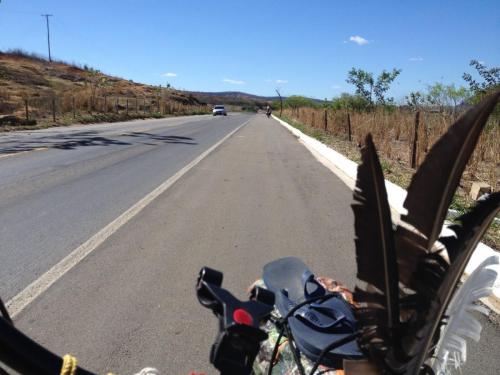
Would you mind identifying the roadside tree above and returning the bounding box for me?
[346,68,401,108]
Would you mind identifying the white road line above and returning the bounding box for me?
[6,119,250,317]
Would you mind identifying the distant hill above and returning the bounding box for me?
[0,49,204,117]
[186,91,331,108]
[0,49,283,118]
[186,91,279,107]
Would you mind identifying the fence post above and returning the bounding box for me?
[135,97,138,114]
[126,98,129,115]
[324,109,328,132]
[52,97,56,122]
[423,121,429,154]
[72,96,76,119]
[347,113,352,142]
[24,98,29,121]
[115,97,118,113]
[410,111,420,169]
[157,97,160,113]
[143,98,146,115]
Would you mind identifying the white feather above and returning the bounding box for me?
[432,255,499,375]
[134,368,160,375]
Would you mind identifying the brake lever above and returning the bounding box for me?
[196,267,275,375]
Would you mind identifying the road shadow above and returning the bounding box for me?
[125,132,197,145]
[0,130,197,155]
[52,136,131,150]
[0,131,131,154]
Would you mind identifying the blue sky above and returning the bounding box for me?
[1,0,499,100]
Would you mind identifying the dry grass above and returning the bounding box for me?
[282,107,499,192]
[0,51,210,127]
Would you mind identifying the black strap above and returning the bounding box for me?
[0,317,96,375]
[0,298,13,326]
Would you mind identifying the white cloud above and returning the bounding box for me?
[265,79,288,84]
[349,35,369,45]
[222,78,245,85]
[409,57,424,62]
[478,60,485,64]
[332,85,342,89]
[162,72,177,77]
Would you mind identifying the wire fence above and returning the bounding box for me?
[281,106,499,189]
[5,94,210,124]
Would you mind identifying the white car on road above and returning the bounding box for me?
[212,105,227,116]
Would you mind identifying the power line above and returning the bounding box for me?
[41,14,53,62]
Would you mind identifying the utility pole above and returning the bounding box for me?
[41,14,53,62]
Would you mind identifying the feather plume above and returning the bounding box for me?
[401,91,499,250]
[441,192,500,263]
[345,92,500,375]
[432,256,499,374]
[394,91,500,286]
[351,134,400,361]
[402,192,500,374]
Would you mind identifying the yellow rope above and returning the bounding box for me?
[60,354,78,375]
[60,353,117,375]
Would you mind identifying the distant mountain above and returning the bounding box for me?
[186,91,280,107]
[186,91,331,108]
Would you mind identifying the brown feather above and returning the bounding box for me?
[401,91,499,250]
[350,93,499,375]
[352,134,400,358]
[404,193,500,374]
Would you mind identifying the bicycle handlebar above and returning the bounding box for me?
[196,267,275,375]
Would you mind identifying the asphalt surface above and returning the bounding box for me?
[0,114,251,301]
[1,114,498,374]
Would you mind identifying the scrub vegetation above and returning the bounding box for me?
[0,49,211,129]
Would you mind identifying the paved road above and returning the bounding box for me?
[0,114,251,301]
[2,115,498,374]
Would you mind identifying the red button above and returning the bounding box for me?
[233,308,253,326]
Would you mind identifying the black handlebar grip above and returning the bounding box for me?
[249,286,275,306]
[198,267,223,287]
